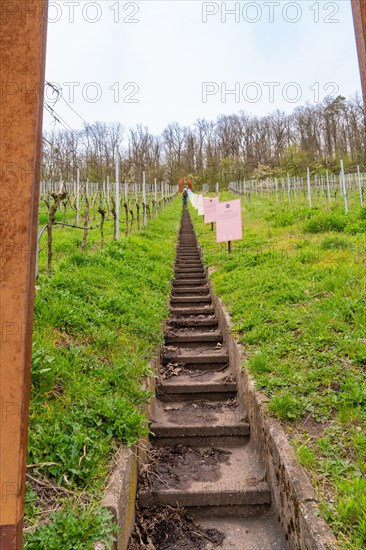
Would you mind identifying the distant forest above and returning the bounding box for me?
[42,94,366,187]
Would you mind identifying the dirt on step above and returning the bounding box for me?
[161,398,239,425]
[165,327,218,337]
[128,506,225,550]
[158,364,231,383]
[140,445,231,491]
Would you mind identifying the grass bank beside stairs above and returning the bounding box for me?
[24,199,181,549]
[191,195,366,550]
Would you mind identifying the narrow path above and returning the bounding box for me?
[129,207,290,549]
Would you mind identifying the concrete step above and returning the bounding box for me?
[171,286,210,294]
[175,270,205,276]
[165,329,222,343]
[157,369,236,402]
[150,400,249,447]
[174,273,206,280]
[162,347,229,367]
[170,306,215,315]
[196,512,291,547]
[173,278,207,286]
[175,260,203,269]
[168,316,218,328]
[138,444,269,509]
[170,295,212,304]
[175,265,202,269]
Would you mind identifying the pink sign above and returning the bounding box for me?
[197,195,204,216]
[203,197,219,224]
[216,199,242,243]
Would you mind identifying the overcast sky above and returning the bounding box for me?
[43,0,362,135]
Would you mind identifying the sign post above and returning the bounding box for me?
[142,171,147,226]
[215,199,243,254]
[203,196,219,231]
[352,0,366,107]
[115,157,120,239]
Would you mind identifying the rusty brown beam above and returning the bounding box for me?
[0,2,48,548]
[352,0,366,107]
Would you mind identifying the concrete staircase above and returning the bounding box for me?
[136,207,290,549]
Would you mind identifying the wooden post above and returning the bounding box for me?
[357,165,365,207]
[0,3,48,548]
[76,168,80,224]
[115,157,120,240]
[340,160,349,214]
[154,178,157,215]
[326,170,331,204]
[142,171,147,226]
[307,168,313,208]
[352,0,366,108]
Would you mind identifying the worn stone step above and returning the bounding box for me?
[157,370,236,402]
[173,278,207,286]
[175,265,202,269]
[168,316,218,328]
[139,482,270,509]
[175,269,205,276]
[175,261,202,266]
[174,269,205,274]
[172,283,207,289]
[150,400,250,447]
[165,330,222,343]
[170,306,215,315]
[163,347,228,364]
[174,275,206,282]
[139,444,268,510]
[170,295,212,304]
[170,305,215,314]
[171,286,210,294]
[196,512,291,546]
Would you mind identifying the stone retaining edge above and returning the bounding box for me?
[96,354,159,550]
[213,291,339,550]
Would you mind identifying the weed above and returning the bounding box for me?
[268,394,305,420]
[24,506,116,549]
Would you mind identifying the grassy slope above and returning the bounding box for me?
[190,195,366,550]
[24,200,181,549]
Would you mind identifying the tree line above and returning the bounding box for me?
[42,94,366,189]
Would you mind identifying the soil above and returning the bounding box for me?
[165,327,219,337]
[24,471,89,530]
[168,315,217,326]
[140,446,231,491]
[162,345,227,365]
[128,506,225,550]
[158,365,231,382]
[159,363,185,380]
[161,399,239,425]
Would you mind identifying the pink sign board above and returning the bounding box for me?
[216,199,242,243]
[197,195,204,216]
[203,197,219,224]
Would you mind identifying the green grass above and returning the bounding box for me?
[24,199,181,548]
[190,195,366,549]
